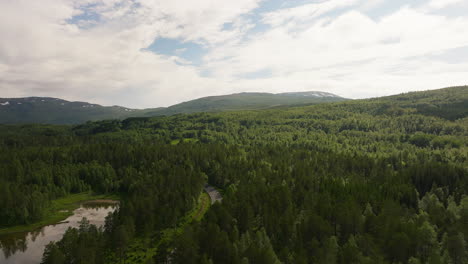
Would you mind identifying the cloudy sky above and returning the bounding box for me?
[0,0,467,108]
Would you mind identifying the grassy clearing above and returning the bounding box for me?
[170,138,199,145]
[170,139,180,145]
[190,192,210,222]
[118,191,211,264]
[0,192,119,235]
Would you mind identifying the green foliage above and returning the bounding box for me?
[41,218,107,264]
[409,133,435,147]
[0,91,345,124]
[0,97,151,125]
[145,92,346,116]
[0,86,467,263]
[0,192,117,235]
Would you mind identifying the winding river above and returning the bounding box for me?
[0,201,117,264]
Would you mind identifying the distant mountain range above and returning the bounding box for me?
[0,91,346,124]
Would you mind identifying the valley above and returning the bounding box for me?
[3,1,467,263]
[0,91,346,125]
[0,86,466,264]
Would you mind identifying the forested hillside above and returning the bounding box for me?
[0,86,466,264]
[0,91,344,124]
[142,91,346,116]
[0,97,149,124]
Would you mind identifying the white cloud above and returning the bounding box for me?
[427,0,466,9]
[137,0,262,45]
[261,0,359,27]
[357,0,386,11]
[0,0,467,108]
[202,3,468,99]
[0,0,261,107]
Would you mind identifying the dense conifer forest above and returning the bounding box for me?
[0,86,466,263]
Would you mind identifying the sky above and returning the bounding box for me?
[0,0,467,108]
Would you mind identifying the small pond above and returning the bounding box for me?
[0,201,118,264]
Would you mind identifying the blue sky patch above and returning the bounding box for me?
[146,38,207,65]
[237,68,273,80]
[364,0,428,20]
[222,22,235,31]
[245,0,312,33]
[146,1,339,64]
[242,0,336,36]
[66,3,101,28]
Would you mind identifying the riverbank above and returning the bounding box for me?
[116,191,212,263]
[0,192,119,235]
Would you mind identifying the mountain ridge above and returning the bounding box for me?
[0,90,346,124]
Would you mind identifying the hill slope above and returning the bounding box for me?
[2,86,464,125]
[0,91,345,124]
[144,91,345,116]
[0,97,151,124]
[334,86,468,120]
[73,86,467,141]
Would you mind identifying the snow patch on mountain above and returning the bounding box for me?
[278,91,341,98]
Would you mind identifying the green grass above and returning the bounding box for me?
[189,192,210,222]
[116,191,211,264]
[170,138,199,145]
[0,192,119,235]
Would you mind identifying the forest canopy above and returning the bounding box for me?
[0,86,466,264]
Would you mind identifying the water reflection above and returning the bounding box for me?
[0,201,117,264]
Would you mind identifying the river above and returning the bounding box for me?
[0,201,117,264]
